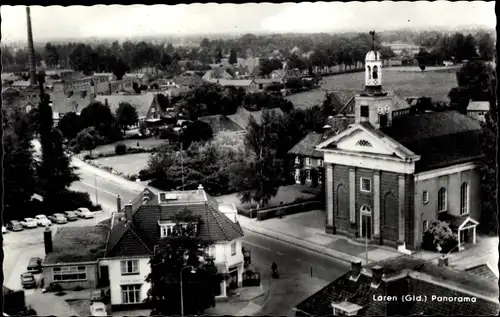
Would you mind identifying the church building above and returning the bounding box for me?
[316,46,483,251]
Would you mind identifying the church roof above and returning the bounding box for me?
[381,111,483,172]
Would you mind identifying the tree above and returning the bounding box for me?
[416,49,430,72]
[69,43,96,73]
[3,108,36,221]
[145,209,219,316]
[79,101,122,142]
[75,127,103,156]
[214,47,223,64]
[229,48,238,65]
[44,42,60,68]
[233,112,283,208]
[110,57,129,80]
[115,102,139,133]
[477,33,494,61]
[57,112,82,141]
[259,58,283,77]
[449,60,496,113]
[479,109,497,235]
[181,120,214,149]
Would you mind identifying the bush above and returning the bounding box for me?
[47,190,95,213]
[83,154,93,160]
[46,282,63,292]
[89,204,102,211]
[421,220,459,253]
[115,143,127,155]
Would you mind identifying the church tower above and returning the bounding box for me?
[354,31,394,129]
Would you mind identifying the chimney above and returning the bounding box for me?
[44,226,53,254]
[124,203,133,223]
[116,195,122,213]
[371,265,384,288]
[26,7,37,87]
[349,260,362,281]
[198,184,204,196]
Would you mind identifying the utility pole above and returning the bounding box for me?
[94,174,99,205]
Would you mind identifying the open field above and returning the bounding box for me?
[93,153,151,176]
[287,68,458,109]
[85,138,165,156]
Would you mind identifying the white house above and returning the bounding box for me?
[100,186,245,310]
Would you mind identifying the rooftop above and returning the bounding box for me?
[381,111,483,171]
[295,256,499,316]
[288,132,324,158]
[43,226,108,265]
[95,93,156,118]
[468,101,490,111]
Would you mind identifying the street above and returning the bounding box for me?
[5,150,350,315]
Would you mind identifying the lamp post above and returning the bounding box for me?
[180,265,196,317]
[94,174,99,205]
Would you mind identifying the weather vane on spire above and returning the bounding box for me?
[369,30,376,52]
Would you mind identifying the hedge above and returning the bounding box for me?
[236,199,321,220]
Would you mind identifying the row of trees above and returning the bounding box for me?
[3,74,99,221]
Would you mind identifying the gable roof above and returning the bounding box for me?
[105,220,152,257]
[227,107,284,129]
[49,89,94,115]
[106,188,244,258]
[381,111,483,171]
[172,74,203,87]
[468,101,490,111]
[95,93,156,118]
[465,263,499,280]
[288,132,324,158]
[295,256,499,316]
[317,122,419,161]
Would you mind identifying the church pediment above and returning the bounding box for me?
[316,123,419,160]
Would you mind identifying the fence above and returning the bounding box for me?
[237,200,321,221]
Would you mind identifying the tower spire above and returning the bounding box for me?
[26,6,37,87]
[369,30,376,54]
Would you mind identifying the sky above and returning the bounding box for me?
[1,1,496,42]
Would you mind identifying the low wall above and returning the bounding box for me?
[236,200,321,221]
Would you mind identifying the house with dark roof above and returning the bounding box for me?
[2,86,40,113]
[467,100,490,122]
[98,186,245,309]
[314,48,484,252]
[95,93,162,125]
[294,257,499,316]
[41,226,108,290]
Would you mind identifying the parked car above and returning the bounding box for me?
[90,302,107,316]
[20,272,36,289]
[90,290,105,303]
[2,226,7,234]
[20,218,38,229]
[27,257,43,274]
[63,211,78,221]
[75,208,94,219]
[6,220,23,231]
[34,214,52,227]
[48,213,68,224]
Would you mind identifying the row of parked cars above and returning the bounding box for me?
[3,208,95,233]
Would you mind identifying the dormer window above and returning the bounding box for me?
[332,301,363,316]
[159,220,198,238]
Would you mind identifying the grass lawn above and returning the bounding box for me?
[93,153,151,176]
[216,184,320,210]
[287,68,458,109]
[86,138,166,156]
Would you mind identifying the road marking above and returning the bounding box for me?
[243,240,273,252]
[79,181,119,197]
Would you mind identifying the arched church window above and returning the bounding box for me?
[367,66,371,79]
[373,66,379,79]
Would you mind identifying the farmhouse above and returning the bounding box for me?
[314,49,483,251]
[294,257,499,316]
